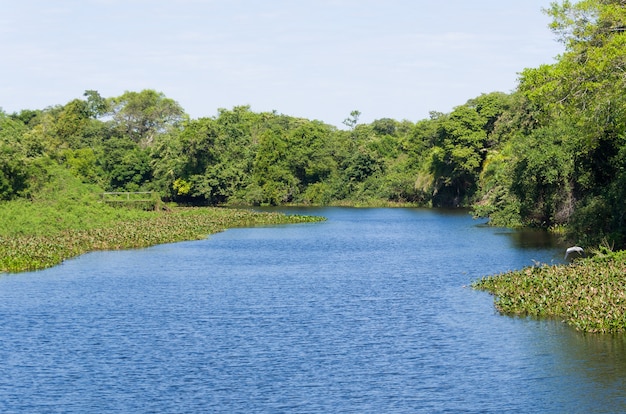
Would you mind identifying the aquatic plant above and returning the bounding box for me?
[473,250,626,333]
[0,207,324,273]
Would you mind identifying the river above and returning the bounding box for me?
[1,207,625,413]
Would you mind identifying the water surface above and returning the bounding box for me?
[0,208,624,413]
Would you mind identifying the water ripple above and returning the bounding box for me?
[0,208,624,413]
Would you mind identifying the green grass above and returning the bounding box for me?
[0,165,154,237]
[473,250,626,333]
[0,166,324,273]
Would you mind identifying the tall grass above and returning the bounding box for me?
[0,166,324,273]
[0,165,153,237]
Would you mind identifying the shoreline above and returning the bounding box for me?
[0,207,324,273]
[473,250,626,334]
[5,204,624,334]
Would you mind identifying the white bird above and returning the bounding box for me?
[564,246,584,260]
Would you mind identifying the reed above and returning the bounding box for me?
[473,250,626,333]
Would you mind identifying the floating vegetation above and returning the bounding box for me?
[473,250,626,333]
[0,207,324,273]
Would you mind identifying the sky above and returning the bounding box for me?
[1,0,564,128]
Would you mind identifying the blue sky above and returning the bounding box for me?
[1,0,563,127]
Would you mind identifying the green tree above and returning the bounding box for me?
[100,136,152,191]
[343,110,361,129]
[517,0,626,242]
[83,90,109,118]
[62,148,102,184]
[509,124,576,226]
[428,104,488,207]
[545,0,626,49]
[285,120,337,188]
[108,90,185,146]
[249,129,296,205]
[151,117,220,202]
[470,0,626,245]
[0,113,30,199]
[54,99,92,148]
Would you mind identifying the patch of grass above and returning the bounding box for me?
[0,164,152,237]
[0,165,325,273]
[473,250,626,333]
[0,207,325,273]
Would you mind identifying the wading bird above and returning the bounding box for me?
[564,246,584,260]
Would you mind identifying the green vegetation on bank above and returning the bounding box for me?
[470,0,626,333]
[0,207,323,273]
[0,166,324,273]
[473,250,626,333]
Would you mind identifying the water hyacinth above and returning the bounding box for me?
[473,251,626,334]
[0,207,324,273]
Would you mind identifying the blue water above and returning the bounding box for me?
[1,207,626,413]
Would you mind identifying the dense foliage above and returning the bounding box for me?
[1,0,625,247]
[474,249,626,333]
[475,0,626,248]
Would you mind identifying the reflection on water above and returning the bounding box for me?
[508,228,565,250]
[0,207,624,413]
[562,328,626,385]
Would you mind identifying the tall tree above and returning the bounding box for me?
[428,104,488,207]
[108,90,185,146]
[0,112,30,199]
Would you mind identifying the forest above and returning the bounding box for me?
[1,0,625,248]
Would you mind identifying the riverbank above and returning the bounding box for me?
[0,207,324,273]
[473,250,626,333]
[5,192,625,335]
